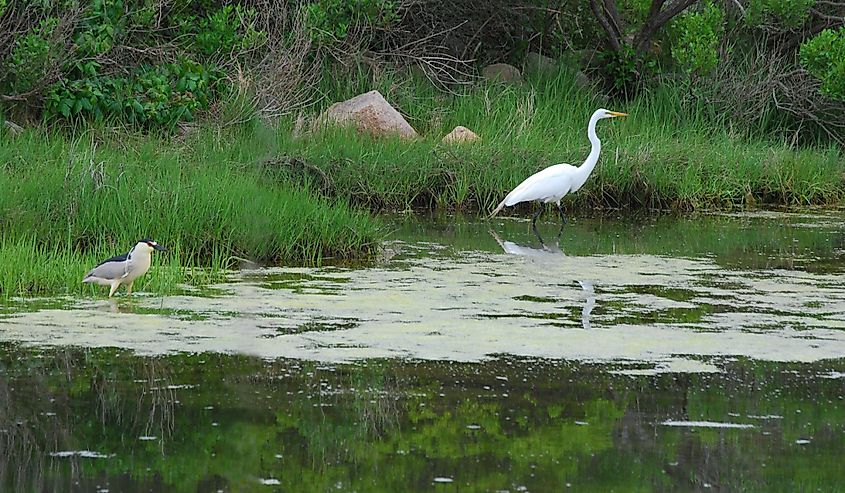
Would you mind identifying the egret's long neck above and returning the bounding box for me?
[574,114,602,187]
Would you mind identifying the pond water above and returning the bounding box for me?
[1,211,844,492]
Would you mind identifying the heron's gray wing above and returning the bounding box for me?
[85,253,129,280]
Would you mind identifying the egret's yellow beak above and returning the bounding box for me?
[609,111,628,117]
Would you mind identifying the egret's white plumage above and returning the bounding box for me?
[491,108,627,228]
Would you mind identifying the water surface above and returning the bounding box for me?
[1,211,844,491]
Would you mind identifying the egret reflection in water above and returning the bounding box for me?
[490,230,597,330]
[578,280,596,330]
[489,229,562,256]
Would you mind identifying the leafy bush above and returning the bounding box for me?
[599,46,656,95]
[0,0,264,128]
[74,0,126,56]
[671,2,724,74]
[304,0,399,43]
[45,59,222,127]
[747,0,816,29]
[193,4,265,55]
[5,18,60,94]
[799,28,845,101]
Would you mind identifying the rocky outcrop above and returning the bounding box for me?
[320,90,418,139]
[482,63,522,83]
[524,52,557,73]
[442,126,480,144]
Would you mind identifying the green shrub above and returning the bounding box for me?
[74,0,126,56]
[193,4,265,55]
[45,59,222,127]
[4,18,60,94]
[304,0,399,43]
[800,28,845,101]
[599,46,656,95]
[1,1,265,128]
[747,0,815,28]
[619,0,653,26]
[671,2,724,74]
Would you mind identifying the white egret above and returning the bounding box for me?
[490,108,628,234]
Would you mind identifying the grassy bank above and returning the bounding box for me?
[2,67,843,297]
[283,68,844,211]
[0,131,381,297]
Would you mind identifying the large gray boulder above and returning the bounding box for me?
[482,63,522,83]
[320,90,418,139]
[524,52,557,73]
[576,49,602,69]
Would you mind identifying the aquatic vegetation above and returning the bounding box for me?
[1,212,843,491]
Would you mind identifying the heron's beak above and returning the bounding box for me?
[608,111,628,117]
[153,243,167,252]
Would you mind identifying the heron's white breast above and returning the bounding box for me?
[124,252,152,282]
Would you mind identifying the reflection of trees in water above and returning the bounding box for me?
[0,346,178,490]
[268,362,404,471]
[136,359,177,450]
[354,372,402,440]
[2,346,843,491]
[0,362,54,491]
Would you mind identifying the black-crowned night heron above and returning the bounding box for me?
[83,238,167,297]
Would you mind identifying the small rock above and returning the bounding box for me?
[442,125,480,144]
[575,70,593,89]
[525,52,557,73]
[319,90,418,139]
[292,113,308,139]
[482,63,522,83]
[576,49,602,69]
[3,120,24,136]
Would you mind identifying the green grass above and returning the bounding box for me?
[0,129,382,297]
[0,235,227,297]
[279,67,845,211]
[2,66,843,297]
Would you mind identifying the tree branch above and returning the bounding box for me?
[602,0,625,40]
[781,18,840,52]
[635,0,699,54]
[589,0,622,51]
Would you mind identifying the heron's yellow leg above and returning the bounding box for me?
[108,282,121,298]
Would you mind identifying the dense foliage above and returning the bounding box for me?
[0,0,263,128]
[0,0,842,139]
[799,27,845,101]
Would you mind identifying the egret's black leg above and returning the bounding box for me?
[532,226,547,247]
[556,204,568,238]
[531,206,544,239]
